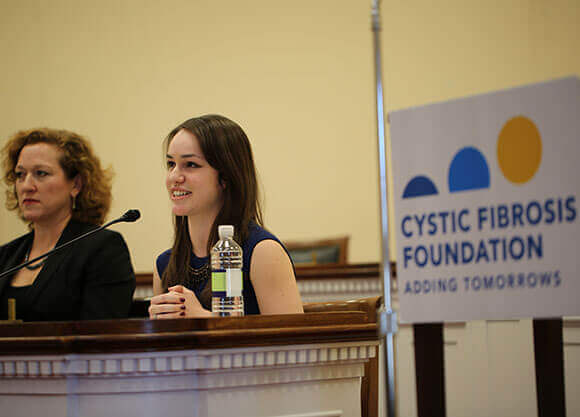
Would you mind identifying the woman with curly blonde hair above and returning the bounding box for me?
[0,128,135,321]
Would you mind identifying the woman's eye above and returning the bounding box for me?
[35,170,49,177]
[166,160,175,169]
[187,161,199,168]
[14,171,24,179]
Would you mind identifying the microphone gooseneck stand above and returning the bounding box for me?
[0,210,141,280]
[371,1,398,416]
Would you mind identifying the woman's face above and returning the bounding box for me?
[165,129,224,219]
[14,143,80,226]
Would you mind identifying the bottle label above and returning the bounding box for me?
[212,269,243,297]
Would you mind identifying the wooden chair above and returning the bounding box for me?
[304,296,381,417]
[284,236,349,265]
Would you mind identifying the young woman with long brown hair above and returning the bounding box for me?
[148,115,302,318]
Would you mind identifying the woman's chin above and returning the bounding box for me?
[172,207,191,217]
[20,209,39,223]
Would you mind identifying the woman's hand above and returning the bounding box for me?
[149,285,212,319]
[148,290,185,319]
[170,285,213,318]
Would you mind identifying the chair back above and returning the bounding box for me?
[284,236,349,265]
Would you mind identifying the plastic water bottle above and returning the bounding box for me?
[211,225,244,316]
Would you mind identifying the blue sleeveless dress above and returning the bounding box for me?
[156,223,291,315]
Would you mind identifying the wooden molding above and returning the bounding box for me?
[0,341,377,380]
[0,312,378,355]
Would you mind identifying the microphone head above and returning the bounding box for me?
[121,209,141,222]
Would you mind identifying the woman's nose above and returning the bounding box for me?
[169,168,185,184]
[20,174,36,190]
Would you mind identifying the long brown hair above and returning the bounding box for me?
[1,128,113,226]
[162,115,263,290]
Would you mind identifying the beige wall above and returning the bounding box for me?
[1,0,579,273]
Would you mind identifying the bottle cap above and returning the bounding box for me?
[218,225,234,239]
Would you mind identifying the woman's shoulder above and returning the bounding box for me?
[69,220,128,248]
[243,223,290,267]
[246,223,280,245]
[0,232,32,256]
[156,248,172,262]
[155,248,172,274]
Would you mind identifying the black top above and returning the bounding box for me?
[156,223,294,315]
[0,285,32,321]
[0,220,136,321]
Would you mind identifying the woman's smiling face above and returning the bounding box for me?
[165,129,224,219]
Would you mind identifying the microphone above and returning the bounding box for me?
[119,209,141,223]
[0,209,141,280]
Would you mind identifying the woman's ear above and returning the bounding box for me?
[71,174,83,197]
[219,175,227,190]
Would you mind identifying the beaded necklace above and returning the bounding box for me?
[24,246,46,271]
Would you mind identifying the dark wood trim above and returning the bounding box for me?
[136,262,388,288]
[294,262,385,280]
[136,272,153,286]
[533,318,566,417]
[414,323,446,417]
[303,296,381,322]
[563,317,580,328]
[0,311,367,337]
[0,323,378,355]
[363,354,379,417]
[0,311,378,355]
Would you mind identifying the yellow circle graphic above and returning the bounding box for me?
[497,116,542,184]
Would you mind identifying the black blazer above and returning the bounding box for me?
[0,220,136,321]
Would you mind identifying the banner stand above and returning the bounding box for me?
[533,318,566,417]
[413,323,447,417]
[387,77,578,416]
[411,319,565,417]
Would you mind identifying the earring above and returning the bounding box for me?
[72,195,77,211]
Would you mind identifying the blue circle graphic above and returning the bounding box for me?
[448,146,490,193]
[402,175,438,199]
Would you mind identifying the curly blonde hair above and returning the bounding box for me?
[1,128,113,225]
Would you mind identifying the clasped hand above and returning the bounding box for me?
[148,285,211,319]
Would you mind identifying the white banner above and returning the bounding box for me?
[389,77,580,323]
